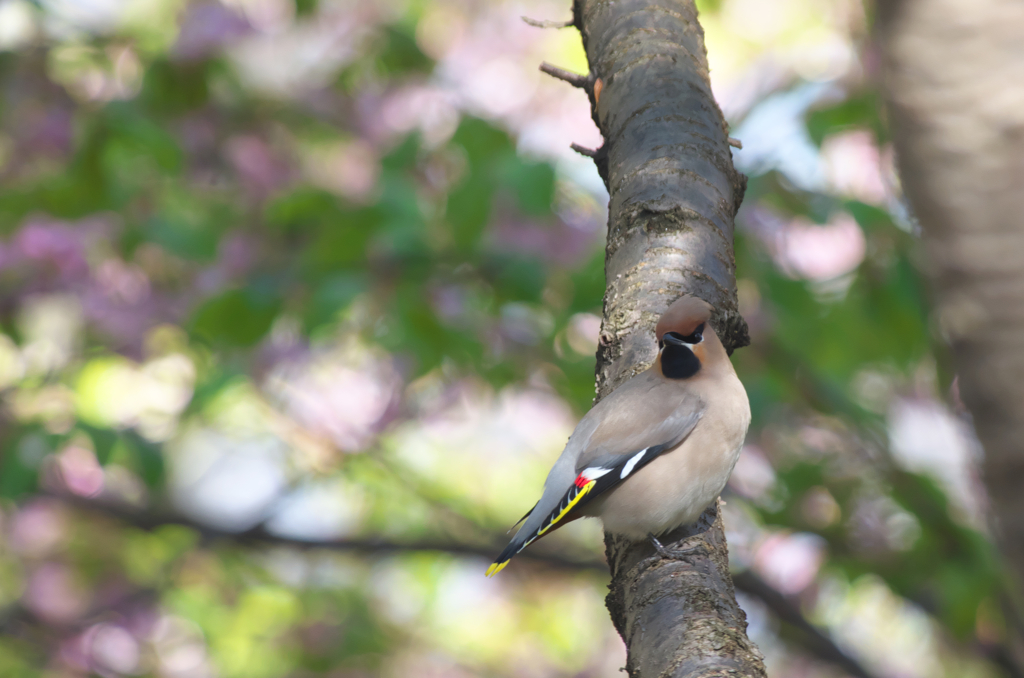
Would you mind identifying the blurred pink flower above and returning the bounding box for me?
[24,562,89,624]
[753,531,826,595]
[489,215,600,266]
[59,632,93,673]
[565,312,601,355]
[742,205,865,282]
[224,134,294,201]
[777,213,865,282]
[821,130,889,204]
[22,107,74,160]
[302,140,380,202]
[56,444,105,498]
[81,257,172,353]
[81,289,185,357]
[431,284,468,323]
[849,494,923,554]
[888,397,984,525]
[269,350,402,452]
[86,623,142,675]
[177,114,219,157]
[9,499,66,557]
[728,445,777,501]
[173,2,251,61]
[194,232,259,295]
[150,614,212,677]
[371,85,459,146]
[13,219,90,281]
[96,259,151,305]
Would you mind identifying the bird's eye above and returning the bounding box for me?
[682,323,706,344]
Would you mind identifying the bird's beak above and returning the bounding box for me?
[662,332,691,349]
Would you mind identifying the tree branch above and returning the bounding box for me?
[50,492,878,678]
[731,570,873,678]
[571,0,759,675]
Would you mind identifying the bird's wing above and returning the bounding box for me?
[486,376,705,576]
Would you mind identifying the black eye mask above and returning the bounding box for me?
[658,323,705,349]
[658,323,704,379]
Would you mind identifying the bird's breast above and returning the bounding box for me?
[594,371,750,539]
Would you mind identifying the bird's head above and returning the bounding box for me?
[655,296,716,380]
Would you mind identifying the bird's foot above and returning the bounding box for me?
[648,534,702,561]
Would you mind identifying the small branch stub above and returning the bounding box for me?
[539,61,591,90]
[728,137,743,148]
[570,142,598,157]
[522,16,575,28]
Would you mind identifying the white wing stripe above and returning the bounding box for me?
[581,467,612,481]
[620,448,648,479]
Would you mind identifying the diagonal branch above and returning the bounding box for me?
[49,492,880,678]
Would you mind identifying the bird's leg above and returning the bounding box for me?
[648,533,703,560]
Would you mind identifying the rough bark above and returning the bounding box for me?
[877,0,1024,615]
[571,0,765,676]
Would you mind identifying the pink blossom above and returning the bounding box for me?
[224,134,294,201]
[754,531,826,595]
[489,214,599,266]
[24,562,89,624]
[14,220,89,280]
[173,2,251,61]
[56,444,105,498]
[9,499,66,557]
[268,350,402,452]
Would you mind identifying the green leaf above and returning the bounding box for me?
[451,117,514,168]
[370,175,427,256]
[380,134,420,173]
[805,91,887,147]
[376,25,434,75]
[304,273,366,333]
[146,214,221,261]
[103,102,183,173]
[82,424,118,466]
[502,157,556,216]
[491,255,546,302]
[0,430,47,498]
[192,287,282,347]
[568,251,606,314]
[122,431,166,488]
[265,187,342,235]
[447,174,492,249]
[294,0,317,16]
[140,59,210,115]
[307,206,380,270]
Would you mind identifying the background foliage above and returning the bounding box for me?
[0,0,1011,677]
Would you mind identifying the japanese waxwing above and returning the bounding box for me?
[487,295,750,576]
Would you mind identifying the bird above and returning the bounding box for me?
[486,295,750,576]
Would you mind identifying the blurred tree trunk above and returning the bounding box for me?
[571,0,765,675]
[878,0,1024,656]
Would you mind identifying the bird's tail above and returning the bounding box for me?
[486,476,597,576]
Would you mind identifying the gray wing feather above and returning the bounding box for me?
[505,372,705,550]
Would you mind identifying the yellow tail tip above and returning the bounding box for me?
[485,560,509,577]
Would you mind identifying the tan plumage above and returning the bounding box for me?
[487,296,750,576]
